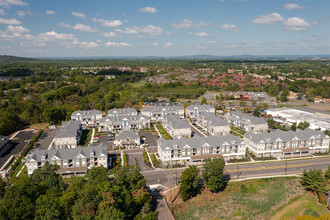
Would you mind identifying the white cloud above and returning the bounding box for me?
[283,17,310,31]
[220,24,239,32]
[302,37,317,42]
[7,25,29,33]
[284,3,305,10]
[92,18,123,27]
[0,17,21,25]
[17,10,24,17]
[116,25,168,36]
[105,41,130,47]
[189,32,210,37]
[172,19,210,29]
[45,10,55,15]
[101,32,117,37]
[37,31,75,41]
[72,11,86,19]
[152,42,159,46]
[0,9,5,15]
[0,0,27,8]
[139,6,158,13]
[59,22,96,32]
[164,42,172,48]
[73,39,99,49]
[253,13,284,24]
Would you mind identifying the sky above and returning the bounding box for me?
[0,0,329,57]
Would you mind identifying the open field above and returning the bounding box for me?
[271,193,329,219]
[167,177,330,220]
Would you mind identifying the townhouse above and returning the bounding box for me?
[53,121,82,149]
[71,110,103,125]
[186,104,215,118]
[108,108,137,117]
[26,143,109,175]
[114,131,141,149]
[98,115,150,132]
[157,134,246,165]
[195,112,230,136]
[225,111,268,134]
[162,115,191,139]
[244,129,330,158]
[141,106,184,121]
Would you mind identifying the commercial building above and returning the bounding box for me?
[162,115,191,139]
[195,112,230,136]
[71,110,103,125]
[98,115,150,132]
[107,108,138,117]
[53,121,82,149]
[266,108,330,131]
[157,134,246,165]
[141,106,184,121]
[114,131,141,149]
[225,111,268,134]
[244,129,329,158]
[186,104,215,118]
[26,143,109,175]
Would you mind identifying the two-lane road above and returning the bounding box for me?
[143,157,330,186]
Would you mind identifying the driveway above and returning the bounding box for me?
[126,149,154,171]
[0,130,35,168]
[142,132,158,147]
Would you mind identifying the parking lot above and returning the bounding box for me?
[126,149,154,171]
[36,129,56,149]
[0,130,35,168]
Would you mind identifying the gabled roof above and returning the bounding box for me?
[27,143,108,163]
[244,128,328,144]
[158,133,243,151]
[71,110,102,116]
[199,112,229,127]
[164,115,190,129]
[107,108,137,115]
[55,121,81,139]
[99,115,150,123]
[227,111,267,125]
[186,104,215,111]
[141,106,183,113]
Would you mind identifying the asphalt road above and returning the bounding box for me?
[189,124,205,137]
[143,131,158,147]
[126,149,154,171]
[36,129,55,149]
[143,157,330,186]
[0,130,34,168]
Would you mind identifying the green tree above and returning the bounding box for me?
[35,190,63,220]
[202,157,225,193]
[301,169,327,194]
[201,97,207,105]
[280,90,289,102]
[180,165,200,201]
[297,121,310,130]
[0,179,6,199]
[325,166,330,180]
[290,123,297,131]
[253,108,261,117]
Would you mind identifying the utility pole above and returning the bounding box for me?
[237,163,239,179]
[285,157,287,175]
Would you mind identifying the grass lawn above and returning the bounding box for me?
[271,193,330,219]
[154,124,172,140]
[128,80,147,88]
[168,177,325,220]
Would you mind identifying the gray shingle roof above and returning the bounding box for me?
[99,115,149,123]
[29,142,108,163]
[71,110,102,117]
[186,104,215,111]
[107,108,137,115]
[164,115,190,129]
[158,133,243,151]
[116,131,140,140]
[199,112,229,127]
[141,106,183,113]
[244,128,328,144]
[55,121,81,138]
[228,111,266,125]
